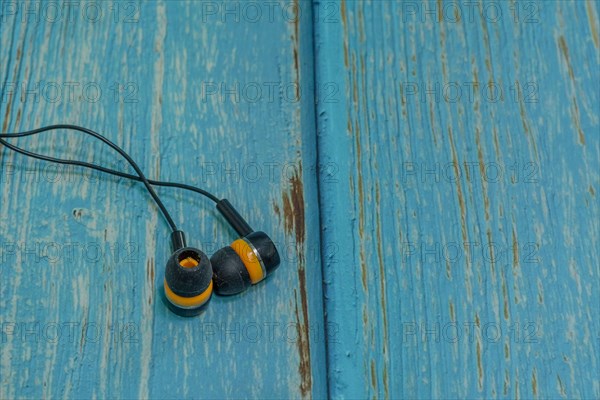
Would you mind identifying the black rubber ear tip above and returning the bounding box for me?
[164,247,213,316]
[246,231,281,275]
[210,246,251,296]
[165,248,212,295]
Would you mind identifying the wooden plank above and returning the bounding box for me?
[0,1,326,398]
[314,0,599,398]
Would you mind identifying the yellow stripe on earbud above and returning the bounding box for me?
[164,279,213,309]
[231,238,266,284]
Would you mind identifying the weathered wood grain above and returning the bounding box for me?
[1,1,326,398]
[314,0,599,398]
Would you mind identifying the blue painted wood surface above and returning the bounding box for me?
[1,1,325,398]
[1,0,599,399]
[314,0,599,398]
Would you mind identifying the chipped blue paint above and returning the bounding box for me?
[1,1,325,398]
[314,0,599,398]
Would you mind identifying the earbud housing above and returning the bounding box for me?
[211,231,280,296]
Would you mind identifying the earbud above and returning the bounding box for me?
[163,231,213,316]
[211,200,281,295]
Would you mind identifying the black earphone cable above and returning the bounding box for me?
[0,124,205,232]
[0,137,220,203]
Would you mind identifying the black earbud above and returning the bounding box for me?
[211,200,281,295]
[163,231,214,316]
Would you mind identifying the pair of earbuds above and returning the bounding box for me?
[164,199,280,316]
[0,125,281,317]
